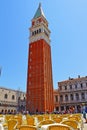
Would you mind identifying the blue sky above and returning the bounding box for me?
[0,0,87,92]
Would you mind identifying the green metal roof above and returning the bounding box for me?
[33,3,46,19]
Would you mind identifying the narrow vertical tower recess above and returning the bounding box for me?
[26,3,54,113]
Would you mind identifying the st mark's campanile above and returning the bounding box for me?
[26,3,54,113]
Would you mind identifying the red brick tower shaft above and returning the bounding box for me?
[26,3,54,113]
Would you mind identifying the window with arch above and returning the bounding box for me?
[65,86,67,90]
[70,85,72,89]
[35,30,37,35]
[81,83,83,88]
[65,94,68,101]
[4,94,8,99]
[75,84,77,89]
[70,94,73,100]
[81,92,85,100]
[76,93,79,100]
[60,95,63,101]
[37,30,38,34]
[32,32,34,36]
[12,95,15,100]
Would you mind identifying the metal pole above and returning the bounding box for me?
[0,67,2,76]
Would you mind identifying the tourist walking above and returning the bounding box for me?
[82,104,87,123]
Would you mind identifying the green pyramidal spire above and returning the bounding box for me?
[33,3,46,19]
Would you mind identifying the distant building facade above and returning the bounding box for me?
[1,75,87,114]
[57,76,87,113]
[53,89,60,112]
[0,87,26,114]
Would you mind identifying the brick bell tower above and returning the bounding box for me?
[26,3,54,113]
